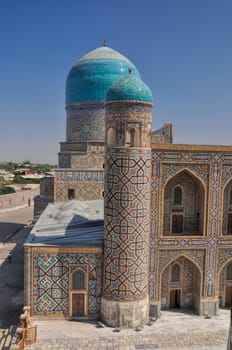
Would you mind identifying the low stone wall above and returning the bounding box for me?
[0,188,39,212]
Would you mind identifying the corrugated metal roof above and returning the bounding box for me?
[25,199,104,247]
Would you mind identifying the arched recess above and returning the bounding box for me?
[126,127,139,147]
[107,127,117,147]
[222,179,232,235]
[218,259,232,307]
[160,255,202,314]
[163,169,205,236]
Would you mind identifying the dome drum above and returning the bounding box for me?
[66,102,105,143]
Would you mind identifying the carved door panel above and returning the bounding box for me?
[225,287,232,307]
[72,293,84,316]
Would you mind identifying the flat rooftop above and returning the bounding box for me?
[25,199,104,247]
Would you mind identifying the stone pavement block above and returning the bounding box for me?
[25,309,230,350]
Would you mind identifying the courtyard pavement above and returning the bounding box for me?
[25,308,231,350]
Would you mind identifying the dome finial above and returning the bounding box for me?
[102,40,107,47]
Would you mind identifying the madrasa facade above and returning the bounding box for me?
[25,45,232,327]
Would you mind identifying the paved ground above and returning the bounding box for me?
[0,206,33,243]
[24,309,231,349]
[0,207,33,349]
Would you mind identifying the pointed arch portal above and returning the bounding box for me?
[219,260,232,307]
[163,170,205,236]
[160,255,202,313]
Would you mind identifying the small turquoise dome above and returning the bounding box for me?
[106,73,153,103]
[66,46,140,105]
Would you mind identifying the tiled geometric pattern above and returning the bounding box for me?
[71,153,105,169]
[222,164,232,187]
[54,182,104,202]
[158,249,205,276]
[24,249,31,306]
[54,169,104,202]
[150,148,232,305]
[32,252,102,315]
[161,163,209,185]
[217,249,232,272]
[55,170,104,182]
[59,149,105,169]
[66,104,105,143]
[104,148,151,301]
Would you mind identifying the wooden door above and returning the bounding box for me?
[170,290,176,308]
[72,293,85,316]
[176,289,181,307]
[170,289,181,308]
[225,287,232,307]
[172,215,183,234]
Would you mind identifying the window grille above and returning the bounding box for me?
[72,269,86,290]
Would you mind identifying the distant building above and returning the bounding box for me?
[25,45,232,327]
[0,170,14,181]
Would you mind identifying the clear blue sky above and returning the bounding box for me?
[0,0,232,163]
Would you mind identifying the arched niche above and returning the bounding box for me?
[163,170,205,236]
[160,255,202,313]
[222,180,232,235]
[126,127,139,147]
[107,127,117,147]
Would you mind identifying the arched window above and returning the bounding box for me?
[72,269,86,290]
[171,264,181,282]
[173,186,182,205]
[227,264,232,280]
[107,128,116,147]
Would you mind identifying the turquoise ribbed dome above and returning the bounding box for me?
[65,46,140,105]
[106,74,153,103]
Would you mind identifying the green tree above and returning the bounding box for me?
[0,185,15,195]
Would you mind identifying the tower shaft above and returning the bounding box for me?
[102,99,152,327]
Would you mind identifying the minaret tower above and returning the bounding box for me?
[101,70,153,327]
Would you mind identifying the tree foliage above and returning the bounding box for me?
[12,176,40,184]
[0,185,15,195]
[0,161,55,173]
